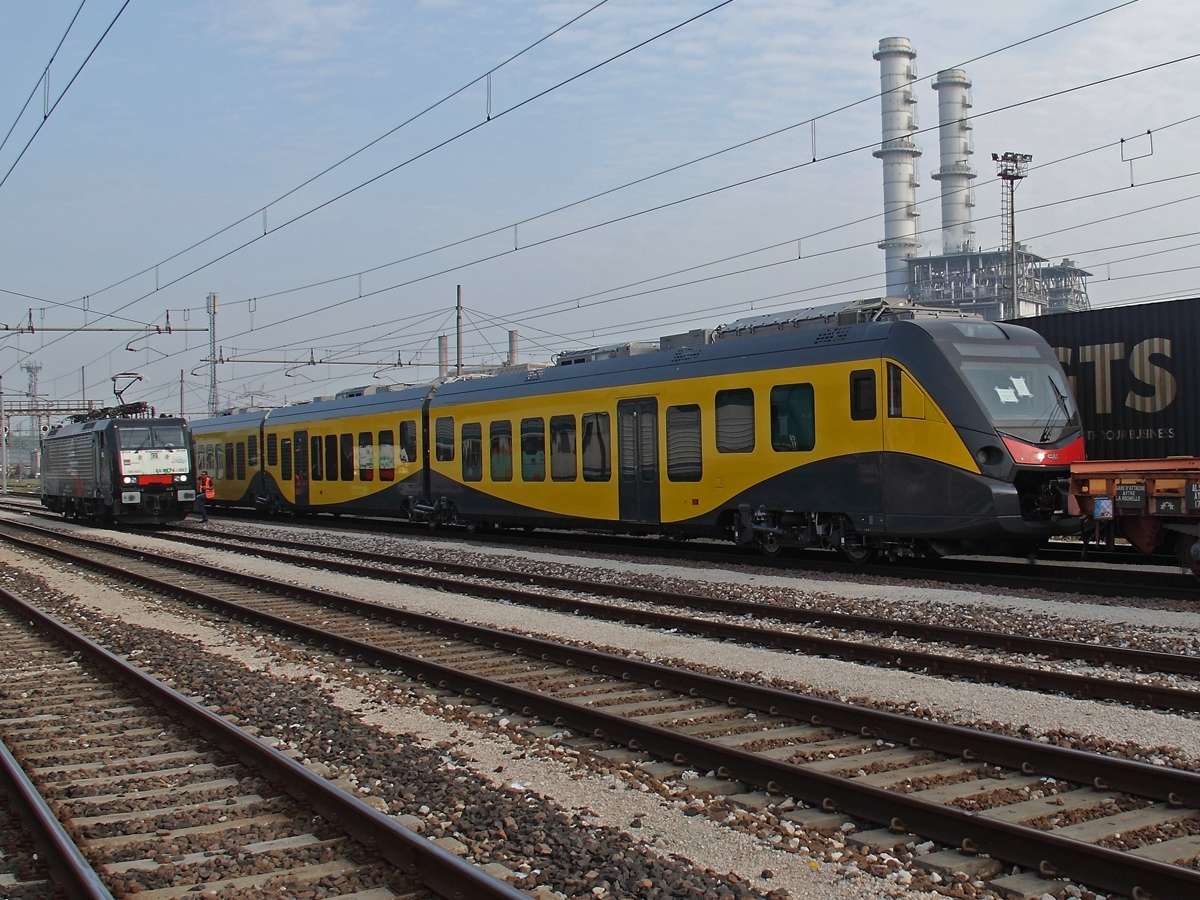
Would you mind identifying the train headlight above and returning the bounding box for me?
[123,476,136,484]
[974,446,1002,467]
[175,474,187,482]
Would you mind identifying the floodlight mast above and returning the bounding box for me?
[992,151,1032,318]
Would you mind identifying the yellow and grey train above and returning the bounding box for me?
[189,300,1084,559]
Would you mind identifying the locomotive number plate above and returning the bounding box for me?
[1188,483,1200,511]
[1113,484,1146,509]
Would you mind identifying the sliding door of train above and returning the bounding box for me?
[293,430,309,507]
[617,398,660,524]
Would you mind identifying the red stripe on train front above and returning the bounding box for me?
[1001,435,1085,465]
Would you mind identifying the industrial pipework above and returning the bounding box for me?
[930,68,976,254]
[873,37,922,298]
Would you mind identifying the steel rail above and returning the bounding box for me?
[5,522,1199,712]
[7,498,1195,598]
[0,737,115,900]
[3,527,1199,897]
[0,588,528,900]
[159,526,1200,676]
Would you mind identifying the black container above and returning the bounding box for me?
[1013,297,1200,460]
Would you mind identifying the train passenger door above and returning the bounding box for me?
[293,430,309,507]
[617,398,660,525]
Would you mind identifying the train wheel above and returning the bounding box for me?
[840,543,877,565]
[757,534,783,557]
[1175,536,1200,585]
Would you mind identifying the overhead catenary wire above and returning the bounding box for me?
[0,0,131,192]
[0,0,87,157]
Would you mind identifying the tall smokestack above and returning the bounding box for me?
[931,69,976,254]
[873,37,921,298]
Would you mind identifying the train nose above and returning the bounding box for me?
[1001,434,1085,466]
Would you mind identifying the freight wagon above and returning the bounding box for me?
[1014,296,1200,460]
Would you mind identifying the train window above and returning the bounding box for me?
[340,434,355,481]
[325,435,339,481]
[581,412,611,482]
[666,404,703,482]
[236,442,246,480]
[850,370,877,421]
[399,420,417,464]
[550,415,577,482]
[358,432,375,481]
[462,423,483,482]
[490,421,513,482]
[153,425,186,448]
[266,433,278,467]
[886,363,925,419]
[247,434,258,467]
[435,417,455,462]
[311,436,323,481]
[280,439,292,482]
[224,443,235,480]
[770,384,815,452]
[215,443,224,480]
[521,418,545,482]
[378,431,395,482]
[715,389,755,453]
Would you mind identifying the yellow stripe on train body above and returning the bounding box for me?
[426,358,979,524]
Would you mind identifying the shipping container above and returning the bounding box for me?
[1013,297,1200,460]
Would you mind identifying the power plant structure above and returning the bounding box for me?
[872,38,1091,320]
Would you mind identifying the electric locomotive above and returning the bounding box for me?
[42,403,197,525]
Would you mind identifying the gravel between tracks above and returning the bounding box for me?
[3,513,1197,899]
[0,544,943,900]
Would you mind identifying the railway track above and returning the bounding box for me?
[1,518,1198,898]
[0,587,527,899]
[3,516,1198,713]
[4,496,1193,597]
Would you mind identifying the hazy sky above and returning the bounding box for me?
[1,0,1198,416]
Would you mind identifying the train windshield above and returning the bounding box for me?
[959,357,1079,444]
[116,424,187,450]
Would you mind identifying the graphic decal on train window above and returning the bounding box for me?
[399,420,417,464]
[490,420,513,482]
[550,415,577,482]
[247,434,259,467]
[358,432,375,481]
[521,418,545,481]
[435,417,455,462]
[770,383,815,451]
[715,389,754,453]
[462,423,483,482]
[266,433,278,467]
[236,442,246,480]
[378,430,395,481]
[666,404,702,482]
[280,438,293,482]
[581,412,611,482]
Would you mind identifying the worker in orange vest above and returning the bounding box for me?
[196,471,214,523]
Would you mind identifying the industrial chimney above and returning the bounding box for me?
[930,69,976,254]
[873,37,921,298]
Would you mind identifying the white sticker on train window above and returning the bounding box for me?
[994,387,1019,404]
[1010,376,1032,397]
